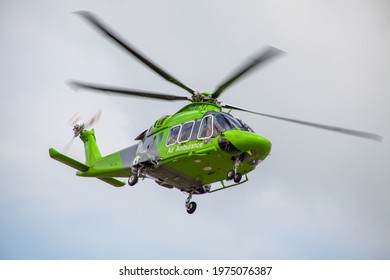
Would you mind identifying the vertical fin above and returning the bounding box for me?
[80,129,102,166]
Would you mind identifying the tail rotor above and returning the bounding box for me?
[62,110,102,153]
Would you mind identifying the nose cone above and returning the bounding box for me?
[218,131,271,160]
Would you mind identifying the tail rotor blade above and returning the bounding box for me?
[68,112,81,126]
[62,136,76,154]
[85,109,102,129]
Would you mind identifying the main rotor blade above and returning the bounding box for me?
[75,11,196,95]
[223,103,382,142]
[68,80,190,101]
[212,46,284,99]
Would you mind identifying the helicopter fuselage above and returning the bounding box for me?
[68,102,272,196]
[134,102,271,194]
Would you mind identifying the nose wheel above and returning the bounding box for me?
[226,157,242,183]
[227,169,235,181]
[227,156,243,183]
[185,193,197,214]
[233,172,242,183]
[227,170,243,183]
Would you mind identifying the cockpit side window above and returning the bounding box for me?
[214,114,235,135]
[166,125,181,146]
[198,115,213,139]
[224,114,241,129]
[178,121,194,143]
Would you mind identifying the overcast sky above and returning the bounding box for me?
[1,0,389,259]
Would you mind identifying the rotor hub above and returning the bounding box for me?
[190,91,221,105]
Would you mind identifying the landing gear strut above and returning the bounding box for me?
[227,156,243,183]
[185,193,197,214]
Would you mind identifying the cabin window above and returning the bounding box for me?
[156,133,163,143]
[178,121,194,143]
[198,115,213,139]
[166,125,181,146]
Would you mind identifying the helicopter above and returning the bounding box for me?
[49,11,382,214]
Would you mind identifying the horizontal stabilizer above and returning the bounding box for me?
[98,177,126,187]
[49,148,89,171]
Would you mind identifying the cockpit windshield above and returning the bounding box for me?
[214,113,255,134]
[236,118,255,132]
[221,114,254,133]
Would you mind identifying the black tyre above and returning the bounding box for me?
[186,201,197,214]
[128,174,138,186]
[227,170,235,181]
[233,173,242,183]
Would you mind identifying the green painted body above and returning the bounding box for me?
[49,102,272,193]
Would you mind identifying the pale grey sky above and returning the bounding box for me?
[1,0,389,259]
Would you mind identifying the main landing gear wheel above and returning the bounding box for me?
[186,201,197,214]
[128,174,138,186]
[185,193,197,214]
